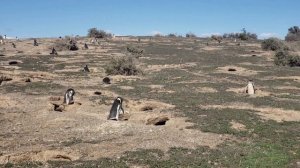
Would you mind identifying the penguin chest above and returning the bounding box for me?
[247,84,255,94]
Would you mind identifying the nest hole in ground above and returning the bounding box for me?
[103,77,111,84]
[228,68,237,72]
[146,116,169,126]
[94,91,102,95]
[9,61,18,65]
[141,105,154,111]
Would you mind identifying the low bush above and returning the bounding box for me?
[261,38,289,51]
[274,51,289,66]
[287,54,300,67]
[274,50,300,67]
[167,33,177,38]
[285,26,300,41]
[127,45,144,55]
[105,56,140,76]
[52,39,78,51]
[211,35,222,43]
[223,29,257,40]
[88,28,112,39]
[186,32,197,38]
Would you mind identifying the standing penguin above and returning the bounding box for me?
[107,97,124,120]
[64,88,75,105]
[33,39,38,46]
[83,65,90,72]
[245,80,255,95]
[84,43,88,49]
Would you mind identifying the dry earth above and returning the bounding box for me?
[0,37,299,167]
[0,38,234,164]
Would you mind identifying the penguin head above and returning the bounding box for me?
[116,97,123,104]
[66,88,75,96]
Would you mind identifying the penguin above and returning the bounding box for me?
[83,65,90,72]
[50,47,58,55]
[107,97,124,120]
[246,80,255,95]
[64,88,75,105]
[12,42,16,48]
[33,39,38,46]
[84,43,88,49]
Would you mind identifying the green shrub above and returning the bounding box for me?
[211,35,222,43]
[88,28,112,38]
[52,39,78,51]
[261,38,289,51]
[186,32,197,38]
[285,26,300,41]
[167,33,177,38]
[274,50,300,67]
[274,51,289,66]
[223,29,257,40]
[127,45,144,55]
[287,54,300,67]
[105,56,140,76]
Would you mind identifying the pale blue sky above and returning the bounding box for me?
[0,0,299,39]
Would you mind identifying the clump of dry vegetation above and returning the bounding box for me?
[261,38,289,51]
[222,28,257,40]
[87,28,112,38]
[105,56,140,76]
[186,32,197,38]
[211,35,223,43]
[285,26,300,41]
[0,75,12,85]
[127,45,144,55]
[274,50,300,67]
[52,39,79,51]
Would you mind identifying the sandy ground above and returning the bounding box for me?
[0,38,235,164]
[0,37,299,165]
